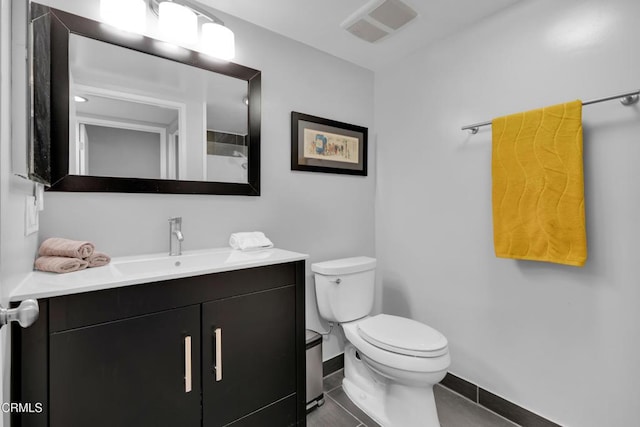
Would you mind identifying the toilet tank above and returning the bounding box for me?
[311,257,376,323]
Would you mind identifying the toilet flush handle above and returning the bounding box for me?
[329,277,342,285]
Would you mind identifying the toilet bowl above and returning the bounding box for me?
[312,257,450,427]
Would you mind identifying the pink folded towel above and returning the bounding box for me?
[35,256,89,274]
[39,237,94,259]
[85,251,111,268]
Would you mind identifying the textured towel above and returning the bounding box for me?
[39,237,95,259]
[85,251,111,268]
[492,100,587,266]
[229,232,274,251]
[35,256,89,274]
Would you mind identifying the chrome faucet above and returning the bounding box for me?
[168,217,184,256]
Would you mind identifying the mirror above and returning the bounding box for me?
[31,4,261,195]
[73,94,181,180]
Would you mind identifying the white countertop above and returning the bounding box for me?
[11,247,308,301]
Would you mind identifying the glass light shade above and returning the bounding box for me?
[100,0,146,33]
[201,22,235,60]
[159,2,198,45]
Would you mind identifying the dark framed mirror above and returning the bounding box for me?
[31,4,261,195]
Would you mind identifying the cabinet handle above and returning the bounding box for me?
[184,336,192,393]
[214,327,222,381]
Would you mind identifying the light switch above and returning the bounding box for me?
[25,196,38,236]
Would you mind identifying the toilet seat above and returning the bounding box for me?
[357,314,448,357]
[342,320,450,374]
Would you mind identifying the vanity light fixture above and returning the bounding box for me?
[158,1,198,45]
[99,0,146,33]
[150,0,236,60]
[201,22,235,60]
[73,95,88,103]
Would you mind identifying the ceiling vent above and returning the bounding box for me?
[342,0,418,43]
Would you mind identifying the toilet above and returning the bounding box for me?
[312,256,450,427]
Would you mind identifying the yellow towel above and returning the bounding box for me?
[492,100,587,267]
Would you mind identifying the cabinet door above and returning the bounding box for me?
[202,286,296,426]
[50,305,201,427]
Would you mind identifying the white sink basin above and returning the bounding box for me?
[114,253,218,276]
[112,249,275,277]
[114,257,188,276]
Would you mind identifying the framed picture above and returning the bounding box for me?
[291,112,368,176]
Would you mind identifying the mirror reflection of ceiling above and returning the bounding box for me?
[69,34,248,134]
[75,94,179,127]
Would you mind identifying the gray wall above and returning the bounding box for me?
[37,0,375,360]
[375,0,640,425]
[85,125,161,179]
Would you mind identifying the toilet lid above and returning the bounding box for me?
[357,314,448,357]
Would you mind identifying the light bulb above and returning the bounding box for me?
[159,2,198,45]
[100,0,146,34]
[201,22,235,60]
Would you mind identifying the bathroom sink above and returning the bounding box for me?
[114,252,224,276]
[114,257,194,276]
[112,249,276,277]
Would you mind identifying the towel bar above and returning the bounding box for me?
[461,89,640,134]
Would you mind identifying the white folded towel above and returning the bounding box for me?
[229,232,274,251]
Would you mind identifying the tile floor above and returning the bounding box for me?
[307,370,518,427]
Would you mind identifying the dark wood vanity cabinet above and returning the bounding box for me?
[12,261,306,427]
[50,306,202,427]
[202,287,297,427]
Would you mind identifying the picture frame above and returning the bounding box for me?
[291,112,368,176]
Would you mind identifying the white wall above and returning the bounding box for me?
[37,0,375,360]
[375,0,640,425]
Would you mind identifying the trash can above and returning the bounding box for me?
[306,329,324,412]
